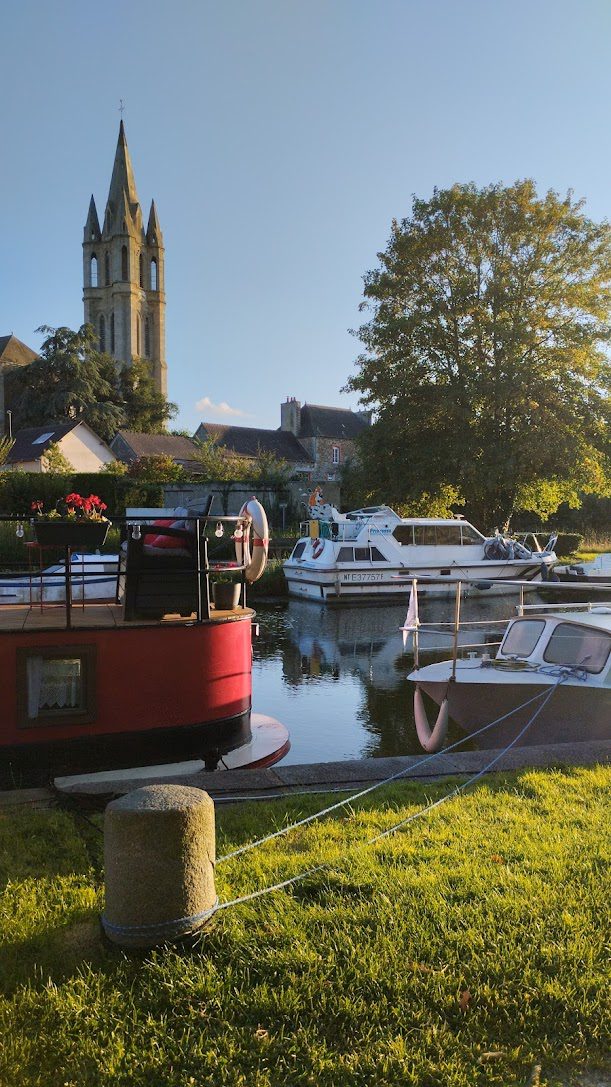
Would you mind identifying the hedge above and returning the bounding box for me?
[0,473,164,518]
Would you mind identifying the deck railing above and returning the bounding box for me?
[0,513,252,629]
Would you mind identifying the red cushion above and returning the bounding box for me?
[143,518,188,550]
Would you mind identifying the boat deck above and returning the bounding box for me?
[0,602,255,633]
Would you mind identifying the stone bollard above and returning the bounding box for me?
[101,784,217,949]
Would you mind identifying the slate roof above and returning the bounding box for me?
[5,423,80,463]
[111,431,200,465]
[0,334,38,369]
[297,404,369,440]
[196,423,311,464]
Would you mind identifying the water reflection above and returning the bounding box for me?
[253,594,526,764]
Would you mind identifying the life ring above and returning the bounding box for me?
[312,538,324,560]
[235,497,269,583]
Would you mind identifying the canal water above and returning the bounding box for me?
[252,592,534,764]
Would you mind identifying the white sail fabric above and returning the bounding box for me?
[401,583,419,647]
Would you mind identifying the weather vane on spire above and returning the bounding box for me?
[119,98,125,119]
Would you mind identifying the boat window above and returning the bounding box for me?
[354,547,370,562]
[435,525,463,545]
[501,619,546,658]
[337,547,354,562]
[392,526,414,545]
[291,541,306,559]
[543,623,611,675]
[461,524,484,544]
[17,647,96,728]
[370,547,386,561]
[413,526,438,545]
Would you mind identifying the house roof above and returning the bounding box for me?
[197,423,311,464]
[5,422,80,463]
[0,334,38,369]
[297,404,369,440]
[112,430,200,464]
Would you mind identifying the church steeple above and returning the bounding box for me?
[82,122,167,397]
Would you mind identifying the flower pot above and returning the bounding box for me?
[212,581,241,611]
[33,520,110,549]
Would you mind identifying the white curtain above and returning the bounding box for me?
[27,657,82,718]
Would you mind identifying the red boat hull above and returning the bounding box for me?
[0,618,254,784]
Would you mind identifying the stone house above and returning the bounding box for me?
[0,334,38,438]
[193,422,313,476]
[280,398,371,482]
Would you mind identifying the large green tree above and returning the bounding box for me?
[346,181,611,529]
[13,325,176,443]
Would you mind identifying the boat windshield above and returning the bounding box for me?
[543,623,611,675]
[501,619,546,658]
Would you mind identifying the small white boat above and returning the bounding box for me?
[284,503,557,602]
[555,553,611,586]
[0,553,119,604]
[407,605,611,748]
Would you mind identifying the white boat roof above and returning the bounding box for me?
[517,608,611,633]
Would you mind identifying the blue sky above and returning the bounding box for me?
[2,0,610,433]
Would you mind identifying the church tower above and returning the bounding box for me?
[82,122,167,396]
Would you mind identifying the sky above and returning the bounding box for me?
[2,0,611,434]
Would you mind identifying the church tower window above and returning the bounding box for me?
[110,313,115,353]
[105,252,110,285]
[121,245,128,281]
[150,258,158,291]
[144,317,150,357]
[99,315,105,351]
[90,255,98,287]
[139,254,144,288]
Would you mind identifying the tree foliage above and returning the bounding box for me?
[12,325,177,444]
[346,181,611,528]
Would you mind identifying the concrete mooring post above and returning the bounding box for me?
[101,784,217,949]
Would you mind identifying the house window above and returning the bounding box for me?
[150,258,158,291]
[99,315,106,351]
[332,446,340,465]
[90,255,98,287]
[17,646,96,729]
[105,251,111,285]
[121,245,128,281]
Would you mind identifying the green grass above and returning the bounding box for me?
[0,767,610,1087]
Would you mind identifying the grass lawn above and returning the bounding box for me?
[0,766,609,1087]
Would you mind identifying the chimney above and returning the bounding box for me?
[280,396,301,435]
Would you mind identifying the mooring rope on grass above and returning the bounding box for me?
[217,679,562,864]
[213,676,566,912]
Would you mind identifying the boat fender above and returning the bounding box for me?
[312,538,324,560]
[235,498,269,583]
[414,685,450,753]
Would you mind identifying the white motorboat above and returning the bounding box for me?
[0,553,119,604]
[283,503,557,602]
[555,553,611,586]
[407,605,611,748]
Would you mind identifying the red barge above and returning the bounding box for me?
[0,503,289,787]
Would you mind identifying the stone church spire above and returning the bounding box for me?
[82,122,167,397]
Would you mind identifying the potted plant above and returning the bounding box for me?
[31,493,111,548]
[211,575,241,611]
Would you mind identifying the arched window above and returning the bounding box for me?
[144,317,150,357]
[121,245,128,281]
[110,313,115,354]
[105,251,110,285]
[90,254,98,287]
[139,254,144,288]
[150,258,157,291]
[99,315,106,352]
